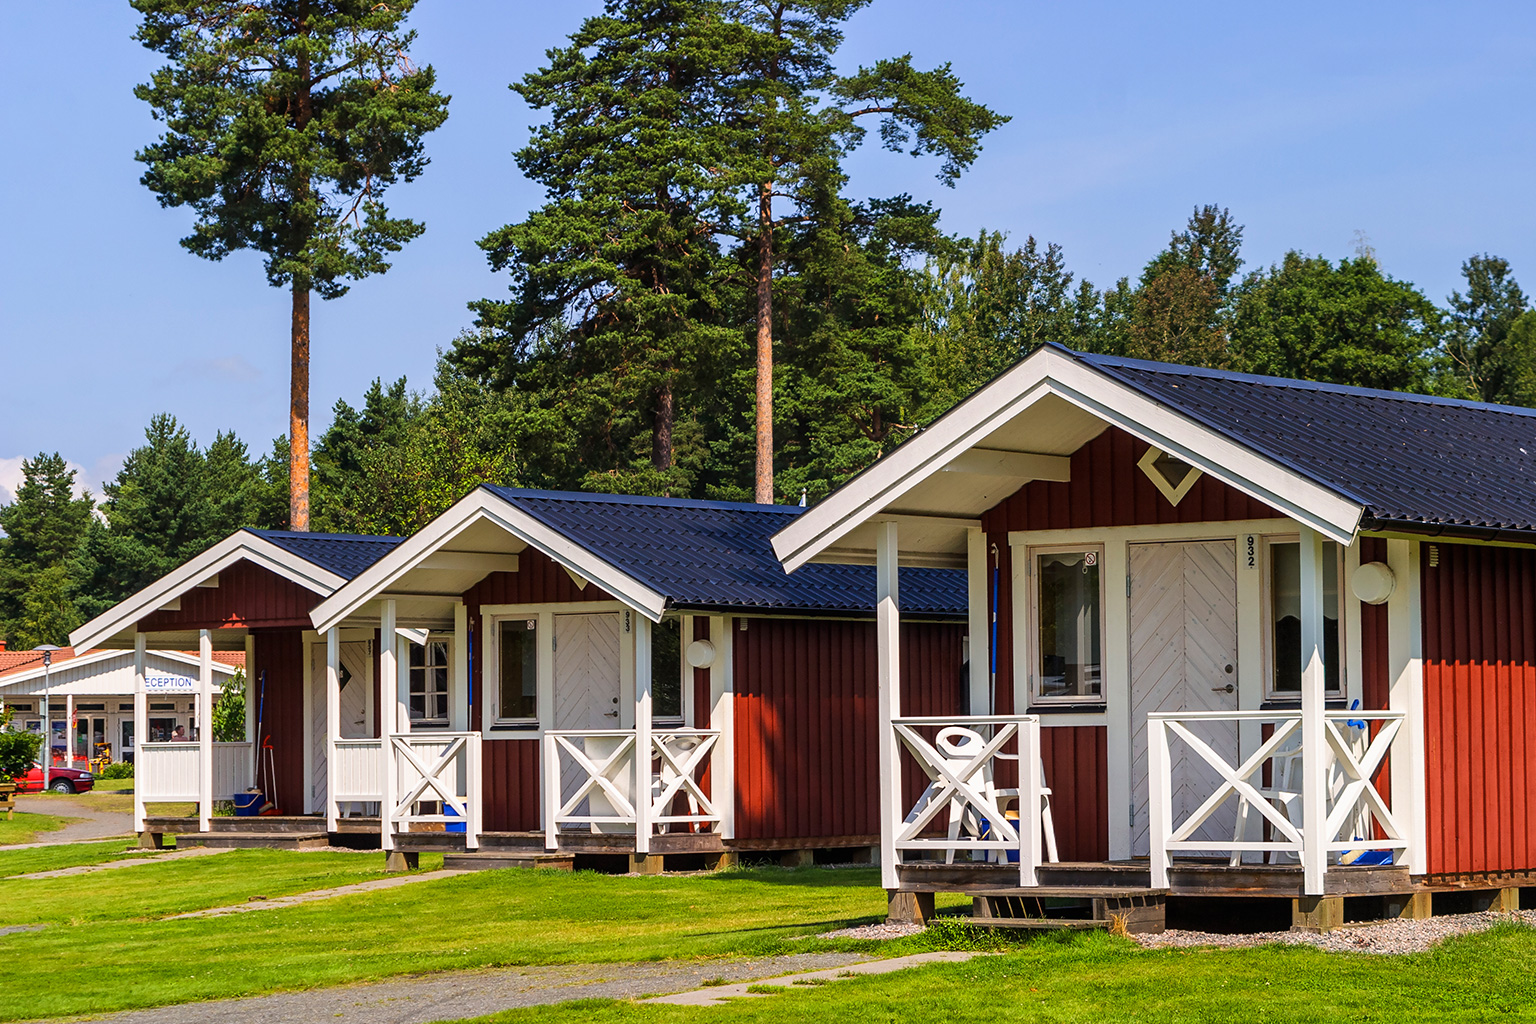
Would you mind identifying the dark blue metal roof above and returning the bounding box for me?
[482,486,967,617]
[247,529,404,580]
[1080,349,1536,538]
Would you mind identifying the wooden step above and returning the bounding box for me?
[178,831,330,850]
[443,851,575,872]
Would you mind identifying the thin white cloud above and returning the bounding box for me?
[0,454,103,506]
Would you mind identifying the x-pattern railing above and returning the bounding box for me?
[543,728,722,848]
[548,730,639,829]
[650,731,720,828]
[383,732,482,850]
[1149,709,1407,888]
[892,715,1043,887]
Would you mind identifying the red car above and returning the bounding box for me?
[14,762,95,794]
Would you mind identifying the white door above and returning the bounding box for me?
[553,613,623,811]
[309,641,374,813]
[1130,540,1240,856]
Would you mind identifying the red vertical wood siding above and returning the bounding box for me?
[1357,537,1393,816]
[251,628,304,814]
[464,551,619,831]
[139,560,319,631]
[1423,542,1536,875]
[1040,726,1109,861]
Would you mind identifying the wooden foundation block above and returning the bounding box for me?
[704,852,739,872]
[1383,892,1432,920]
[630,853,664,875]
[1292,895,1344,933]
[137,832,165,850]
[847,846,875,865]
[780,849,815,868]
[887,890,936,926]
[1498,887,1521,913]
[385,850,420,873]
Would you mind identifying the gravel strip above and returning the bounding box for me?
[819,921,927,940]
[1137,909,1536,954]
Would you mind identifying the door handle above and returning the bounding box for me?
[1212,684,1235,694]
[603,711,619,718]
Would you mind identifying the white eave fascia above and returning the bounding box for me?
[69,531,347,654]
[771,348,1364,571]
[310,489,670,633]
[0,648,238,689]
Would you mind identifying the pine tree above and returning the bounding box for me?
[133,0,449,529]
[1447,255,1530,404]
[0,454,94,645]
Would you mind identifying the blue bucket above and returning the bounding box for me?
[444,803,465,834]
[233,792,264,817]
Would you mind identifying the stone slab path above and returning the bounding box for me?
[6,846,232,880]
[644,950,981,1006]
[165,869,470,919]
[0,796,132,850]
[49,953,878,1024]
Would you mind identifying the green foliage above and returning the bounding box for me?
[0,708,44,782]
[0,453,94,647]
[97,761,135,780]
[212,669,246,743]
[1230,251,1449,391]
[1447,254,1532,404]
[132,0,450,297]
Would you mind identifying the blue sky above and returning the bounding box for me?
[3,1,1535,502]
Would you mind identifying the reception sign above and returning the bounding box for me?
[144,674,198,693]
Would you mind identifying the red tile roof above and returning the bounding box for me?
[0,647,244,679]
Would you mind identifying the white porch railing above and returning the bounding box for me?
[542,729,721,851]
[213,741,253,799]
[138,742,200,801]
[382,732,482,850]
[332,738,385,804]
[891,715,1045,887]
[1148,709,1408,889]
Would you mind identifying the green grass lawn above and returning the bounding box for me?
[0,864,913,1021]
[0,810,76,845]
[464,925,1536,1024]
[0,839,163,876]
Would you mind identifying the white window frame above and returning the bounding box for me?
[1262,534,1346,700]
[407,636,452,727]
[483,607,554,729]
[651,614,689,728]
[1027,543,1108,705]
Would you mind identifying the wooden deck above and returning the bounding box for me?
[895,860,1413,898]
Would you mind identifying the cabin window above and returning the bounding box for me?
[1032,547,1105,702]
[1267,539,1342,696]
[6,702,32,713]
[148,718,176,742]
[408,640,450,725]
[651,618,684,724]
[496,619,539,724]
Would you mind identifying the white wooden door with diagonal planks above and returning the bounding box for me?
[309,641,373,812]
[554,613,623,810]
[1130,540,1240,856]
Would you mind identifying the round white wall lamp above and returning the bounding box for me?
[685,639,716,669]
[1351,561,1396,605]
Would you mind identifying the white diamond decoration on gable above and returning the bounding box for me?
[1138,446,1204,506]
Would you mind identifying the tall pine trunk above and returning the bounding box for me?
[289,281,310,530]
[652,374,674,475]
[753,182,774,504]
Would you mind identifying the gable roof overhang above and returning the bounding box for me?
[69,531,348,654]
[310,487,670,633]
[772,346,1366,571]
[0,648,237,696]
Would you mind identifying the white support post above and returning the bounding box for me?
[133,632,147,834]
[244,633,257,745]
[876,520,901,890]
[466,731,482,850]
[634,616,653,855]
[66,694,74,769]
[198,628,214,832]
[395,634,411,737]
[543,732,559,851]
[1387,538,1427,875]
[325,628,341,833]
[708,615,735,840]
[452,601,469,732]
[1148,716,1171,889]
[1298,526,1328,895]
[1019,717,1042,887]
[966,527,990,716]
[379,599,398,852]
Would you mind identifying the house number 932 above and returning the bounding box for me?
[1243,535,1257,570]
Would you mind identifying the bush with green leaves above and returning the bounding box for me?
[0,708,44,782]
[97,761,134,780]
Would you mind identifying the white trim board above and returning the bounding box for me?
[311,489,669,633]
[771,347,1364,572]
[70,531,347,653]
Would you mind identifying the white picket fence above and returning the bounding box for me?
[213,741,253,799]
[332,738,385,804]
[1148,709,1408,887]
[890,715,1045,887]
[542,729,721,850]
[138,742,200,801]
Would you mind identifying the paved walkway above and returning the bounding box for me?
[54,953,883,1024]
[645,950,980,1006]
[0,796,133,850]
[7,846,231,880]
[166,869,471,919]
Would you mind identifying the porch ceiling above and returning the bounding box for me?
[339,518,531,629]
[809,395,1109,565]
